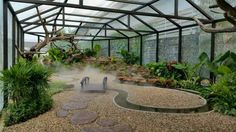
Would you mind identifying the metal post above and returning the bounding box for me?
[21,31,24,52]
[156,33,159,62]
[210,23,216,81]
[108,40,111,57]
[91,40,94,50]
[140,36,143,65]
[17,24,20,59]
[3,0,8,108]
[178,28,182,62]
[12,17,16,65]
[174,0,178,16]
[127,38,130,52]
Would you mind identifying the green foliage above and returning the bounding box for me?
[207,72,236,116]
[118,50,139,65]
[0,58,53,126]
[48,48,65,62]
[84,48,97,57]
[93,44,101,56]
[145,61,186,80]
[198,51,236,76]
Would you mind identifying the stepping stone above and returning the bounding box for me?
[62,102,87,110]
[97,119,118,127]
[81,127,112,132]
[111,124,132,132]
[70,111,98,125]
[56,109,68,118]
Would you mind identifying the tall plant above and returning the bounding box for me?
[0,58,52,126]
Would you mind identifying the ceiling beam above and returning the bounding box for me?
[9,0,210,22]
[21,22,154,33]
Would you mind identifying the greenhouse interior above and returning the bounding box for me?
[0,0,236,131]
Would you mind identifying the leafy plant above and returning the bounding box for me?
[117,50,139,65]
[207,72,236,116]
[0,58,53,126]
[84,48,97,57]
[198,51,236,76]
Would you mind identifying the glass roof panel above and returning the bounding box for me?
[25,8,60,22]
[83,0,139,11]
[136,15,177,31]
[178,0,208,20]
[130,16,153,31]
[152,0,175,15]
[10,2,34,11]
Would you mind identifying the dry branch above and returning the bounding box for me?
[194,0,236,33]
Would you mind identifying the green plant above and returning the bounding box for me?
[84,48,97,57]
[198,51,236,76]
[0,58,53,126]
[117,50,139,65]
[48,48,64,62]
[206,72,236,116]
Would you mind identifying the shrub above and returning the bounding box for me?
[207,72,236,116]
[0,58,53,126]
[118,50,139,65]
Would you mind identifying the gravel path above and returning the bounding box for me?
[3,66,236,132]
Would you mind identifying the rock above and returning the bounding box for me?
[112,124,132,132]
[81,127,112,132]
[62,102,87,110]
[97,119,118,127]
[56,109,68,118]
[70,111,98,125]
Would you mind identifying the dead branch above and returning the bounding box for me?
[194,0,236,33]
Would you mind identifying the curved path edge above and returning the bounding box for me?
[111,89,210,113]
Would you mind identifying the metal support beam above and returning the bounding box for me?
[15,4,41,14]
[22,22,153,33]
[156,33,159,62]
[132,15,158,33]
[91,40,94,49]
[12,17,16,65]
[116,19,141,35]
[3,0,8,108]
[106,0,146,5]
[75,22,83,35]
[108,40,111,57]
[210,23,216,81]
[140,36,143,65]
[106,24,129,38]
[127,38,130,52]
[185,0,213,21]
[17,24,20,59]
[9,0,209,22]
[80,0,83,6]
[149,5,181,28]
[174,0,178,16]
[178,28,182,62]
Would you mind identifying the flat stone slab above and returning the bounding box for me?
[81,124,132,132]
[62,102,87,110]
[96,119,118,127]
[56,109,68,118]
[81,127,112,132]
[81,84,106,93]
[70,111,98,125]
[112,124,132,132]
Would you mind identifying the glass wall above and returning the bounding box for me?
[110,39,127,58]
[0,0,4,111]
[8,9,13,68]
[143,34,157,64]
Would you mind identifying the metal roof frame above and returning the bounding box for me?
[7,0,223,41]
